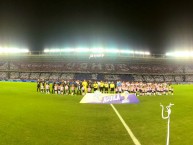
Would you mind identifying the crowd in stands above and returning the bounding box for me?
[20,73,30,79]
[0,72,7,80]
[164,75,175,82]
[10,72,19,79]
[174,75,184,82]
[1,62,187,74]
[29,73,40,80]
[37,79,174,96]
[154,75,164,82]
[184,65,193,73]
[1,61,193,83]
[0,62,8,70]
[185,75,193,82]
[1,72,193,83]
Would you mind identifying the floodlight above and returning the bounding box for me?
[144,51,150,55]
[50,49,61,52]
[166,51,193,57]
[43,47,150,56]
[74,48,89,52]
[120,50,134,54]
[44,48,75,53]
[60,48,74,52]
[0,47,29,54]
[133,51,150,55]
[44,49,50,52]
[105,48,119,53]
[134,51,143,55]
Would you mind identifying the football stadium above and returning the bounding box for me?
[1,1,193,145]
[0,49,193,145]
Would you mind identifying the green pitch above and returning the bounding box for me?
[0,82,192,145]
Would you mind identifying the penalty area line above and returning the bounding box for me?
[110,104,141,145]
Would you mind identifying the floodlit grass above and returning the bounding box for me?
[0,82,193,145]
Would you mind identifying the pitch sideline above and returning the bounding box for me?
[110,104,141,145]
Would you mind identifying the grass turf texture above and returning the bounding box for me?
[0,82,192,145]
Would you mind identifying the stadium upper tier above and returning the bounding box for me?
[0,61,189,74]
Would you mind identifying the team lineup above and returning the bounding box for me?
[37,79,174,96]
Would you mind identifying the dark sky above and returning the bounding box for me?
[1,0,193,54]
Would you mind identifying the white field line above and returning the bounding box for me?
[110,104,141,145]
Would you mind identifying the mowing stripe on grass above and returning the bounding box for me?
[110,104,141,145]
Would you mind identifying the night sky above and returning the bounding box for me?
[1,0,193,54]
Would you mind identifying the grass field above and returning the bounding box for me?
[0,82,193,145]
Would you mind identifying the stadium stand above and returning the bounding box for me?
[184,65,193,73]
[174,75,184,82]
[6,62,186,74]
[29,73,40,80]
[185,75,193,82]
[39,73,50,80]
[153,75,164,82]
[10,72,20,79]
[143,75,154,82]
[164,75,175,82]
[1,53,193,83]
[49,73,61,80]
[133,75,144,82]
[0,62,8,70]
[0,72,8,79]
[60,73,75,80]
[20,73,30,79]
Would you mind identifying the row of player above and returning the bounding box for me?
[37,80,174,96]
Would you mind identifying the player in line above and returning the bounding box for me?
[37,79,174,96]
